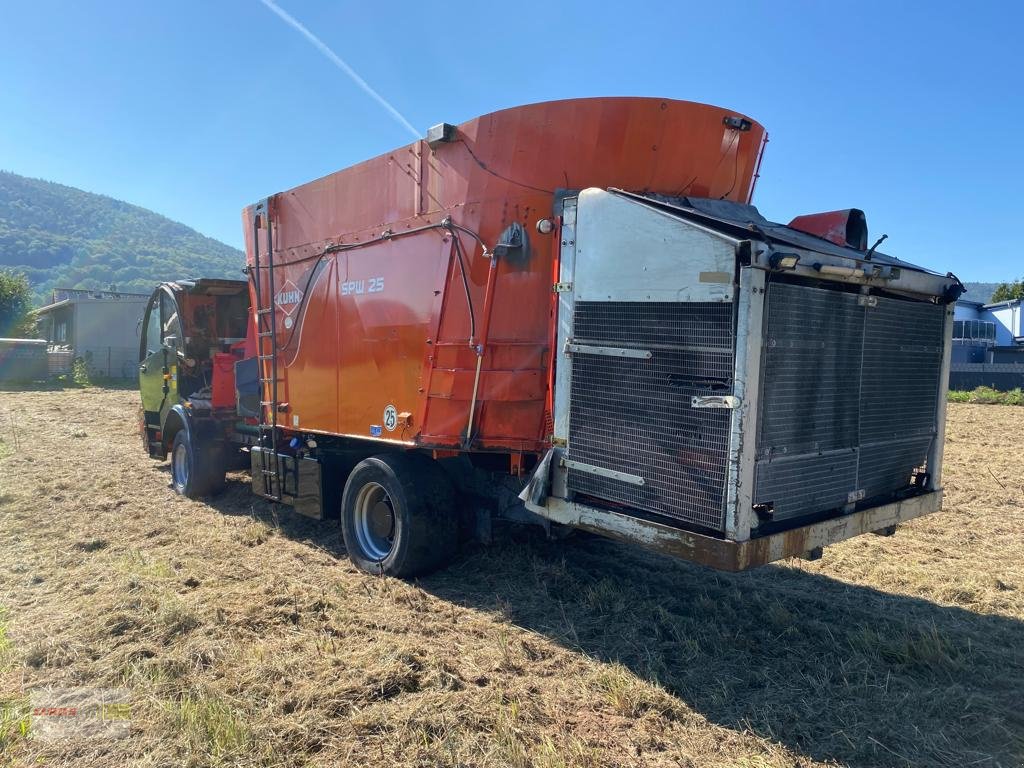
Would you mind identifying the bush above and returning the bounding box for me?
[0,270,34,338]
[71,357,91,387]
[948,386,1024,405]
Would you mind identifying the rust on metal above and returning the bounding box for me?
[529,491,943,571]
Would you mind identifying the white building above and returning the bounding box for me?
[951,297,1024,389]
[33,288,149,379]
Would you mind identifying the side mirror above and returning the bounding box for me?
[162,335,177,350]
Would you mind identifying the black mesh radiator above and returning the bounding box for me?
[754,282,945,522]
[566,301,735,532]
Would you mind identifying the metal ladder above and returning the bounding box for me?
[251,199,282,501]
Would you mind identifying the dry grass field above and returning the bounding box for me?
[0,388,1022,768]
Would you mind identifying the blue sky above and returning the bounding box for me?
[1,1,1020,281]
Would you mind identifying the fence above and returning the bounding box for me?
[0,339,49,382]
[48,349,73,376]
[949,362,1024,392]
[78,346,139,380]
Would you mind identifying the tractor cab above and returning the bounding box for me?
[139,279,253,490]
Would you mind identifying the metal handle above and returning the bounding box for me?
[565,341,652,359]
[691,395,741,409]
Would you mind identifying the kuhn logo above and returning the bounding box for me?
[274,282,303,316]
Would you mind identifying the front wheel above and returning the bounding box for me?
[340,453,457,577]
[170,430,225,499]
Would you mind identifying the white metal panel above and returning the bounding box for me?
[725,267,765,541]
[552,197,577,447]
[927,305,955,491]
[988,305,1020,345]
[574,188,736,303]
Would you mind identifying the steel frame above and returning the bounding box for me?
[725,266,765,541]
[526,490,943,571]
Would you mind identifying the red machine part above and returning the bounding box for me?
[788,209,868,250]
[241,97,768,455]
[211,353,237,409]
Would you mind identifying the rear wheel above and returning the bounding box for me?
[170,430,226,498]
[341,453,457,577]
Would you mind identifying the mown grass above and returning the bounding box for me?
[0,696,30,761]
[0,609,9,665]
[166,695,253,762]
[0,606,31,756]
[948,385,1024,405]
[0,391,1022,767]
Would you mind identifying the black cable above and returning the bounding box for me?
[449,229,477,344]
[277,256,327,353]
[718,130,742,200]
[246,220,470,272]
[448,221,489,254]
[864,234,888,262]
[456,138,554,195]
[667,129,739,199]
[670,174,699,197]
[246,217,488,354]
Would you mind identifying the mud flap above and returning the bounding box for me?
[518,447,556,510]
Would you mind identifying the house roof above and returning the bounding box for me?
[34,288,150,315]
[983,298,1024,310]
[51,287,149,299]
[32,299,73,315]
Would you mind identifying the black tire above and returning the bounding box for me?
[170,430,225,499]
[206,446,227,495]
[340,453,457,577]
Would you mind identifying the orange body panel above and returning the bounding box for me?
[242,97,766,454]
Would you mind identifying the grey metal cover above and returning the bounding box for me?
[755,282,944,521]
[566,301,735,531]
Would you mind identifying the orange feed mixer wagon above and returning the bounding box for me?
[142,97,961,577]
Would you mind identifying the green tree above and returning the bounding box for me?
[991,280,1024,303]
[0,269,35,337]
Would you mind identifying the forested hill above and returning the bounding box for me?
[0,171,243,302]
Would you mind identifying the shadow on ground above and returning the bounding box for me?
[202,474,1024,768]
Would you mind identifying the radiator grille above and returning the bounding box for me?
[758,288,863,455]
[858,436,933,500]
[566,302,734,532]
[755,282,944,522]
[861,296,945,443]
[755,449,858,521]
